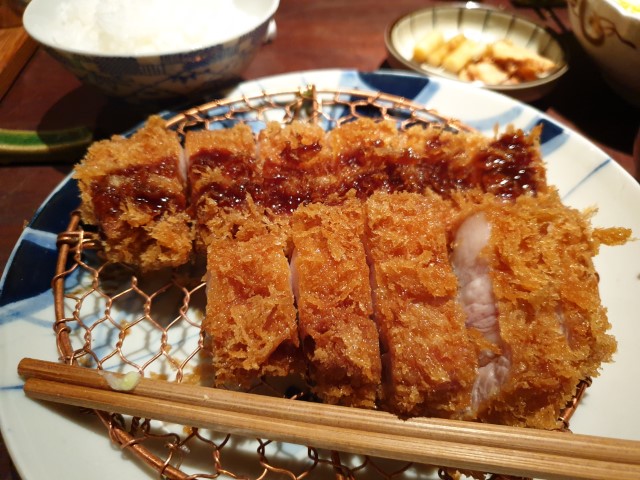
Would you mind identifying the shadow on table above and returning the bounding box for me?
[0,429,21,480]
[26,78,249,166]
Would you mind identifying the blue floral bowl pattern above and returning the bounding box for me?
[23,0,278,102]
[43,22,271,101]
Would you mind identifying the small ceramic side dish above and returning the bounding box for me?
[385,2,568,102]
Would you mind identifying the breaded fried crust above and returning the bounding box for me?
[365,191,477,418]
[74,116,627,429]
[74,116,193,270]
[452,190,621,428]
[291,197,381,408]
[186,123,259,248]
[205,233,301,388]
[76,118,550,271]
[257,120,341,216]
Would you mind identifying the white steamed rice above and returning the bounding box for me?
[53,0,261,55]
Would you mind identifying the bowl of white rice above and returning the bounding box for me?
[23,0,279,102]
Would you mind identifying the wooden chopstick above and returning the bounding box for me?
[18,358,640,480]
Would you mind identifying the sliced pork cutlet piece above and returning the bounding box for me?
[321,118,547,202]
[186,123,267,249]
[74,116,193,271]
[451,190,623,429]
[324,118,406,199]
[204,232,301,389]
[402,124,548,199]
[291,196,381,408]
[252,120,339,256]
[364,190,477,419]
[257,120,336,215]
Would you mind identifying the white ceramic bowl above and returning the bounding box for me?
[385,2,569,102]
[23,0,279,102]
[567,0,640,106]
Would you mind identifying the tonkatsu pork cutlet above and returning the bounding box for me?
[204,232,301,388]
[291,196,381,408]
[324,118,405,198]
[74,117,549,272]
[183,118,548,253]
[403,124,547,199]
[70,112,632,434]
[186,123,265,249]
[450,190,628,429]
[74,116,193,271]
[364,190,477,419]
[319,118,547,201]
[258,120,335,215]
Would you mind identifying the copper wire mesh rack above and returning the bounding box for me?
[51,86,587,480]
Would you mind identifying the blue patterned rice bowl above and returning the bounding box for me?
[23,0,279,102]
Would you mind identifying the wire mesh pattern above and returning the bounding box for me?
[51,87,583,480]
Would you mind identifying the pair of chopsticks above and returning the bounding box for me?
[18,358,640,480]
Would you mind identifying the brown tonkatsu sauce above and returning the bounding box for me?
[190,129,543,215]
[474,131,543,199]
[190,149,255,208]
[91,159,186,222]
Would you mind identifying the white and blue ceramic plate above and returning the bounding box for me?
[1,69,639,480]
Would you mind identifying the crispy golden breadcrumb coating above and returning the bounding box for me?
[74,116,193,271]
[451,189,628,428]
[205,233,301,388]
[291,196,381,408]
[186,123,259,249]
[75,116,630,430]
[365,190,477,418]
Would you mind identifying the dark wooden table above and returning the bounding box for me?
[0,0,637,478]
